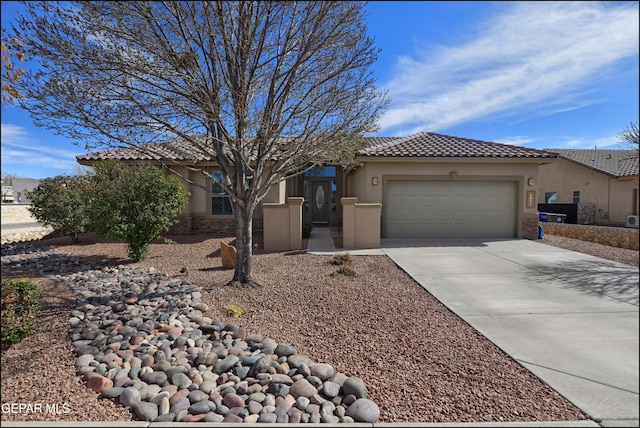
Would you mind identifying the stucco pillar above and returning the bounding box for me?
[341,197,357,249]
[263,197,304,252]
[341,197,382,249]
[288,197,304,251]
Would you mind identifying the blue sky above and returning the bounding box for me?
[1,1,639,179]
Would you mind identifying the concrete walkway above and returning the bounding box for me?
[309,230,638,427]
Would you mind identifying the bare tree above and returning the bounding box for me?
[7,1,388,286]
[617,121,639,148]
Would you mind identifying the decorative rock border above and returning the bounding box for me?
[1,243,380,423]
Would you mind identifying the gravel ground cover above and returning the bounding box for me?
[3,230,631,423]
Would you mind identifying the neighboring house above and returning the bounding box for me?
[1,186,14,203]
[537,149,639,225]
[11,178,42,205]
[77,131,557,245]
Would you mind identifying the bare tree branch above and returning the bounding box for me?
[7,0,388,284]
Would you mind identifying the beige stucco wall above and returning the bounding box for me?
[341,197,382,249]
[346,158,546,238]
[262,197,303,252]
[537,160,639,224]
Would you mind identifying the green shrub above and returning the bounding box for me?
[90,161,190,261]
[25,175,94,243]
[1,278,41,345]
[302,219,313,239]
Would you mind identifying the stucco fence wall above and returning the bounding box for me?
[1,204,54,244]
[1,204,36,222]
[541,222,639,251]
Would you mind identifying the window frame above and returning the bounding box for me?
[572,191,580,204]
[210,170,233,216]
[209,170,255,217]
[544,191,557,204]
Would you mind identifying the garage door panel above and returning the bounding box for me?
[420,196,436,207]
[451,196,467,209]
[385,180,516,238]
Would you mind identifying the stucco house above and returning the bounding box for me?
[537,148,639,225]
[77,131,558,249]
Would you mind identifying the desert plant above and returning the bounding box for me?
[90,161,190,261]
[332,265,358,277]
[329,252,357,276]
[1,278,41,345]
[25,174,94,243]
[224,303,246,318]
[330,252,354,266]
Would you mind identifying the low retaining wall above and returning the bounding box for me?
[1,204,36,223]
[541,222,639,250]
[1,226,55,245]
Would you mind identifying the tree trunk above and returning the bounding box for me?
[231,206,257,286]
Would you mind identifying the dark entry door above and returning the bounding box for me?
[312,181,329,223]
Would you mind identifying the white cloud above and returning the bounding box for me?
[1,123,83,173]
[495,136,537,146]
[378,1,639,134]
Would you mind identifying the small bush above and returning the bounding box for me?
[224,303,246,318]
[163,238,178,245]
[90,161,190,261]
[330,252,353,266]
[302,219,313,239]
[26,174,94,243]
[1,278,41,345]
[331,265,357,277]
[329,252,357,276]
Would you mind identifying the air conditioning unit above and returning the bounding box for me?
[626,215,640,228]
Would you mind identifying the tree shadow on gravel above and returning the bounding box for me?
[1,250,135,278]
[199,266,232,272]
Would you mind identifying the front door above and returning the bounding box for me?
[312,181,329,223]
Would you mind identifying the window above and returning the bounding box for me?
[304,166,336,177]
[545,192,557,204]
[211,171,233,215]
[573,191,580,204]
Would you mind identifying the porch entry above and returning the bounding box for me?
[300,165,339,225]
[311,181,330,223]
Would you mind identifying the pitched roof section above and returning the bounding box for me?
[359,132,556,159]
[77,132,556,163]
[544,148,639,178]
[77,140,215,163]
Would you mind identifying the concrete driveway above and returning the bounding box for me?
[381,238,639,428]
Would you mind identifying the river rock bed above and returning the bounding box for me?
[1,242,379,423]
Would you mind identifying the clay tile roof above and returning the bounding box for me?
[76,140,215,163]
[359,132,556,159]
[544,148,639,178]
[77,132,558,164]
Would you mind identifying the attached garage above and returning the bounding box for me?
[384,180,518,238]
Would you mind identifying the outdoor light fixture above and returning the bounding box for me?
[528,178,535,186]
[372,177,379,185]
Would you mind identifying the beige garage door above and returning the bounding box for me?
[385,180,517,238]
